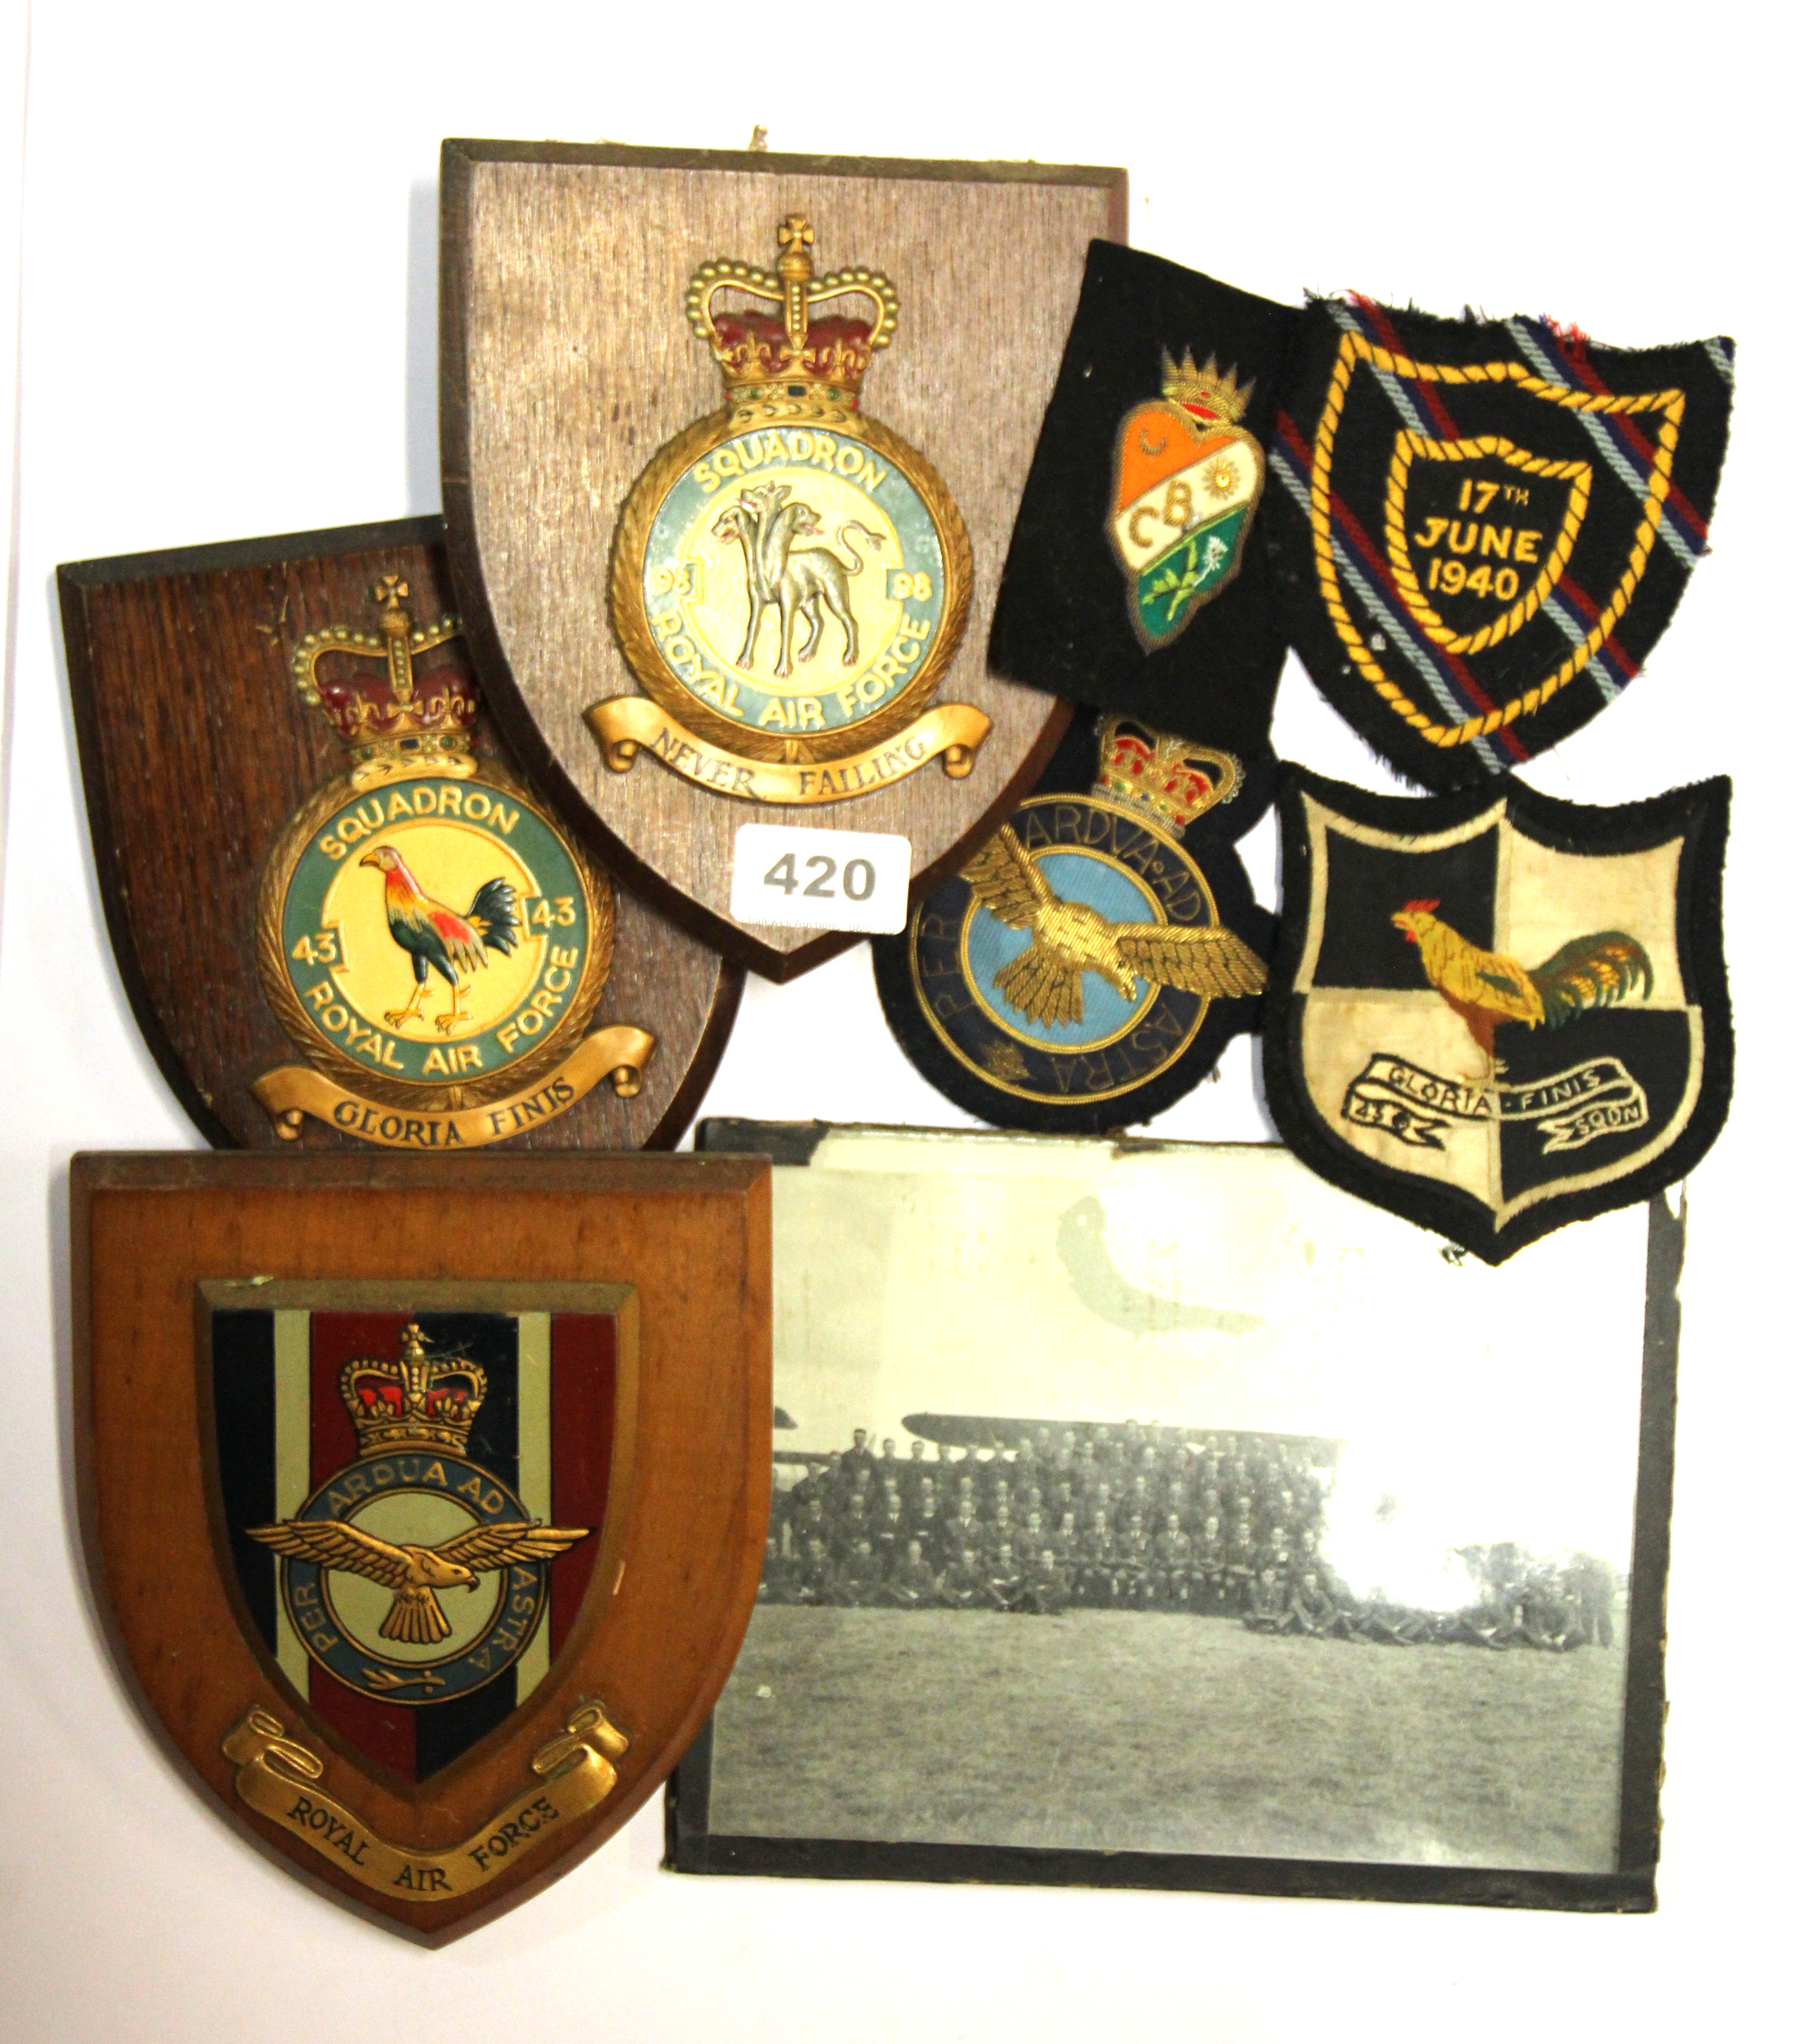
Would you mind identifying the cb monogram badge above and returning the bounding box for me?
[1108,351,1264,649]
[255,578,654,1145]
[596,215,984,803]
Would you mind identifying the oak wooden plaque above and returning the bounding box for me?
[441,142,1124,978]
[73,1150,771,1943]
[60,518,742,1152]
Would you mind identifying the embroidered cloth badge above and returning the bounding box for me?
[988,242,1301,767]
[1109,351,1263,648]
[1266,296,1734,789]
[1261,766,1731,1261]
[873,712,1274,1133]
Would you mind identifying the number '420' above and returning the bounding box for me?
[763,852,876,901]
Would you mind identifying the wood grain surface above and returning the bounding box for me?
[72,1150,772,1943]
[442,144,1120,977]
[59,519,742,1151]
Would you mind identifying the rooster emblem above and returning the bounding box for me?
[965,825,1266,1026]
[246,1515,590,1646]
[360,844,521,1034]
[1392,899,1653,1067]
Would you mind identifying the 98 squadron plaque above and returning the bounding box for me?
[60,517,742,1151]
[440,140,1124,978]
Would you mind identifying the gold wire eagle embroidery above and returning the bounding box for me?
[247,1516,592,1645]
[964,824,1266,1027]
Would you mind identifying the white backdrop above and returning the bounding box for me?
[0,4,1795,2038]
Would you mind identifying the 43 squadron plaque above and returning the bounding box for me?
[59,517,743,1152]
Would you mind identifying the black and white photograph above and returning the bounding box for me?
[673,1125,1674,1906]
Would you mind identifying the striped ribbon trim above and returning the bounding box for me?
[1504,316,1709,568]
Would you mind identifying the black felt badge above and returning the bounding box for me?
[873,712,1275,1135]
[1261,764,1732,1262]
[988,242,1302,766]
[1265,296,1734,790]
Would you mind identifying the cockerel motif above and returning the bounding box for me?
[965,824,1265,1027]
[1391,898,1653,1062]
[360,844,521,1034]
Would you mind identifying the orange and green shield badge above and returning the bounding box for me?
[73,1152,769,1942]
[1108,352,1263,648]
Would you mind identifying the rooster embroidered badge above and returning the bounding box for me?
[1261,766,1731,1263]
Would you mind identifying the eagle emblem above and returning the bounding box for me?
[247,1514,590,1646]
[240,1320,599,1711]
[963,823,1266,1026]
[873,715,1274,1133]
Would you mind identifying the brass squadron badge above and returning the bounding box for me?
[595,215,984,804]
[255,578,654,1147]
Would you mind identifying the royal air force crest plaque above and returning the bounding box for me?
[1262,767,1732,1261]
[59,519,743,1153]
[74,1151,772,1940]
[440,142,1124,978]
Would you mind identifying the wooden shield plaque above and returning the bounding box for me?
[60,517,742,1152]
[440,142,1124,978]
[73,1150,771,1942]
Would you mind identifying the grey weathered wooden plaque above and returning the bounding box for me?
[440,141,1123,978]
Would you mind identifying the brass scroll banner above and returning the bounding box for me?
[252,1025,657,1148]
[585,696,991,805]
[223,1703,629,1900]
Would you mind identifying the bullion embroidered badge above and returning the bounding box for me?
[872,713,1274,1133]
[1109,350,1264,648]
[1266,297,1734,790]
[1261,766,1732,1261]
[989,242,1301,766]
